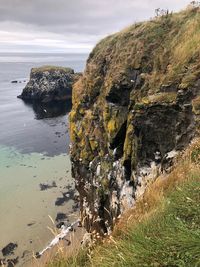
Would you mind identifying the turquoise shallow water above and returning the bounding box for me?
[0,145,77,266]
[0,53,87,266]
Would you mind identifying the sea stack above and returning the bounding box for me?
[18,66,81,103]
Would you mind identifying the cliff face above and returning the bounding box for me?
[70,8,200,234]
[18,66,81,103]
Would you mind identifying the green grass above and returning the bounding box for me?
[91,177,200,267]
[47,153,200,267]
[47,249,88,267]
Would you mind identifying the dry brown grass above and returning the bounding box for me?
[192,95,200,114]
[30,227,85,267]
[31,66,74,73]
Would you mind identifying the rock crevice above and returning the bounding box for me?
[70,9,200,235]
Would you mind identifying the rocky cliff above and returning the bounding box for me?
[18,66,81,103]
[70,7,200,235]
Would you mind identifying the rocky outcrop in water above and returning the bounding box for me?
[70,8,200,235]
[18,66,81,103]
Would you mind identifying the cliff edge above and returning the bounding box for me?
[70,7,200,234]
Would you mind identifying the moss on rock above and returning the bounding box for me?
[70,6,200,234]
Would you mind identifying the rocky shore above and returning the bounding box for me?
[18,66,81,103]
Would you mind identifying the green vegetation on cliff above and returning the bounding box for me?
[89,160,200,267]
[63,4,200,267]
[47,140,200,267]
[70,4,200,168]
[90,4,200,92]
[72,4,200,105]
[70,3,200,237]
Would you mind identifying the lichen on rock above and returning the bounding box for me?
[70,7,200,235]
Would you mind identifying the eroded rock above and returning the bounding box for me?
[70,10,200,235]
[18,66,81,103]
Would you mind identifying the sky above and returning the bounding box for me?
[0,0,191,53]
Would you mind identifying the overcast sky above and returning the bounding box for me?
[0,0,190,53]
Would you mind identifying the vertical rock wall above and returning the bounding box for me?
[70,10,200,234]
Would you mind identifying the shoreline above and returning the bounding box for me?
[0,148,77,267]
[0,52,87,267]
[28,222,85,267]
[37,220,80,257]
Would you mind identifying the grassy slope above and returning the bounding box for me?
[73,5,200,110]
[71,5,200,170]
[91,172,200,266]
[47,140,200,267]
[48,5,200,267]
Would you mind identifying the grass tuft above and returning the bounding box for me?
[31,66,74,74]
[46,139,200,267]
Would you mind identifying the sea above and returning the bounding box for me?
[0,52,88,266]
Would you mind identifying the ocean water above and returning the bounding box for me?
[0,53,88,266]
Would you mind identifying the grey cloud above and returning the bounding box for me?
[0,0,190,34]
[0,0,190,52]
